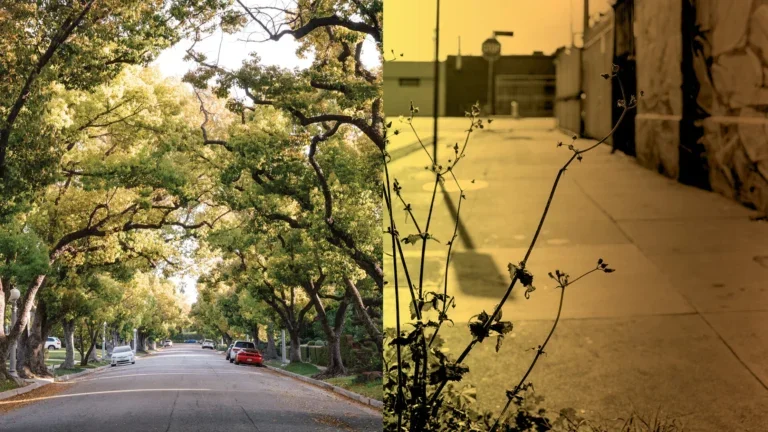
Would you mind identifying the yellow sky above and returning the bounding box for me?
[384,0,614,61]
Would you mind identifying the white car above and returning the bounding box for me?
[228,341,255,363]
[161,340,173,347]
[110,345,136,367]
[201,339,215,349]
[45,337,62,350]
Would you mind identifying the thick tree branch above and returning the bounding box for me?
[0,0,97,179]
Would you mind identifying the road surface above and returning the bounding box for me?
[0,344,381,431]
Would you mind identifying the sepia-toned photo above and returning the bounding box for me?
[383,1,768,431]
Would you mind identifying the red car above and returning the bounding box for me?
[234,349,263,366]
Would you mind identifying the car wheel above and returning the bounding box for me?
[234,360,239,365]
[47,345,55,350]
[132,361,135,364]
[229,358,234,363]
[111,364,116,367]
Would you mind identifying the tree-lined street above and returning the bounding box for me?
[1,343,381,431]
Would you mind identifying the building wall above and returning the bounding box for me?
[582,11,615,143]
[444,55,555,117]
[634,0,683,178]
[694,0,768,213]
[554,47,583,134]
[383,61,446,117]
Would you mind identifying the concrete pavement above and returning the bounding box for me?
[384,117,768,431]
[0,344,381,431]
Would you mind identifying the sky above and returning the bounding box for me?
[383,0,614,61]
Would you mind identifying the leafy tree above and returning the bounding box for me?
[0,66,227,381]
[0,0,225,217]
[185,0,384,289]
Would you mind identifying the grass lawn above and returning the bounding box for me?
[0,379,21,393]
[53,360,109,377]
[265,360,321,376]
[265,360,382,401]
[325,376,382,401]
[46,349,82,366]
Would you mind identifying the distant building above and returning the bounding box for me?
[444,53,556,117]
[383,61,446,117]
[383,53,556,118]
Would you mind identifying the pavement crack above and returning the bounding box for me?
[241,405,260,431]
[164,390,180,432]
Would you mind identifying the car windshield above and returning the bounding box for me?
[113,346,132,353]
[235,342,255,349]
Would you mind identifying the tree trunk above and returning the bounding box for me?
[327,335,346,376]
[61,319,76,369]
[0,276,46,380]
[265,325,277,359]
[252,324,260,348]
[343,275,382,352]
[0,338,23,386]
[81,322,98,366]
[221,332,232,346]
[18,303,51,378]
[303,278,348,377]
[288,328,301,363]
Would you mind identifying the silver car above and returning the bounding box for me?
[110,346,135,367]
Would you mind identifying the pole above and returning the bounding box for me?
[431,0,441,162]
[486,58,495,115]
[133,328,138,354]
[583,0,590,46]
[102,322,106,362]
[281,329,287,364]
[9,300,18,377]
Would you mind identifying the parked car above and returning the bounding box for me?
[228,341,255,363]
[183,339,197,343]
[110,345,135,367]
[45,336,62,350]
[161,340,173,347]
[234,348,263,366]
[225,343,234,360]
[201,339,216,349]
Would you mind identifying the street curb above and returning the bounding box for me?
[0,379,51,401]
[54,363,111,383]
[264,365,383,410]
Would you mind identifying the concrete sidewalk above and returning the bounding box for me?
[383,117,768,431]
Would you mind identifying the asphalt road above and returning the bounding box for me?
[0,344,381,432]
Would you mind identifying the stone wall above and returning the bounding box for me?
[635,0,683,178]
[694,0,768,213]
[583,11,615,143]
[554,47,582,133]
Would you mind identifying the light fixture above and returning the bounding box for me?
[9,288,20,302]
